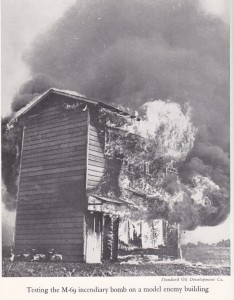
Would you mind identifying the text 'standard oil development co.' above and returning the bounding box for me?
[26,285,210,294]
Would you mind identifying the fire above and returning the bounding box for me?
[100,99,226,230]
[126,100,196,161]
[190,175,220,206]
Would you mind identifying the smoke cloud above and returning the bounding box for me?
[4,0,229,228]
[11,74,59,112]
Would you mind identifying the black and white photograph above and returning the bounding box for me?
[1,0,232,295]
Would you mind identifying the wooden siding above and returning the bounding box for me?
[87,123,106,190]
[15,94,88,262]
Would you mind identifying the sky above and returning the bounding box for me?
[1,0,77,117]
[1,0,230,117]
[1,0,231,244]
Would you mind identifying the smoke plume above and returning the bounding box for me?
[3,0,229,228]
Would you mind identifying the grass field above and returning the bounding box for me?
[2,244,230,277]
[181,245,230,266]
[2,259,230,277]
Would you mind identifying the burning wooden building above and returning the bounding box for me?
[10,88,180,263]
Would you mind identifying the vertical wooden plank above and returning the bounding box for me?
[112,216,119,261]
[83,213,87,261]
[103,214,118,261]
[85,108,90,190]
[85,212,102,263]
[83,108,90,262]
[101,213,105,260]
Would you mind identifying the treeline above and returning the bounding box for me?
[184,239,230,248]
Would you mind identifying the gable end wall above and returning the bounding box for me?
[15,94,88,262]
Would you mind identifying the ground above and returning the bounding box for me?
[181,245,230,265]
[2,245,230,277]
[2,259,230,277]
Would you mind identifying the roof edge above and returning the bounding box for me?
[8,88,134,126]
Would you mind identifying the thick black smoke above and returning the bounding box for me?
[5,0,229,227]
[11,74,59,112]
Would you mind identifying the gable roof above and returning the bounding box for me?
[9,88,135,125]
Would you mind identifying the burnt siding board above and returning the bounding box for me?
[24,127,87,141]
[25,123,87,138]
[17,193,64,202]
[15,231,84,238]
[16,218,84,227]
[26,117,88,134]
[15,240,83,246]
[16,217,84,225]
[27,111,88,128]
[15,233,82,240]
[19,170,85,182]
[21,152,86,166]
[16,222,83,230]
[21,156,86,170]
[88,167,105,175]
[87,175,103,183]
[25,120,88,137]
[20,151,86,166]
[24,130,87,146]
[15,244,83,252]
[20,164,85,179]
[88,150,105,158]
[22,140,86,155]
[16,211,85,221]
[15,94,88,262]
[20,177,85,190]
[20,162,86,175]
[23,135,87,151]
[17,206,80,215]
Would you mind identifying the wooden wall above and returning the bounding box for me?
[15,94,88,262]
[86,116,106,191]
